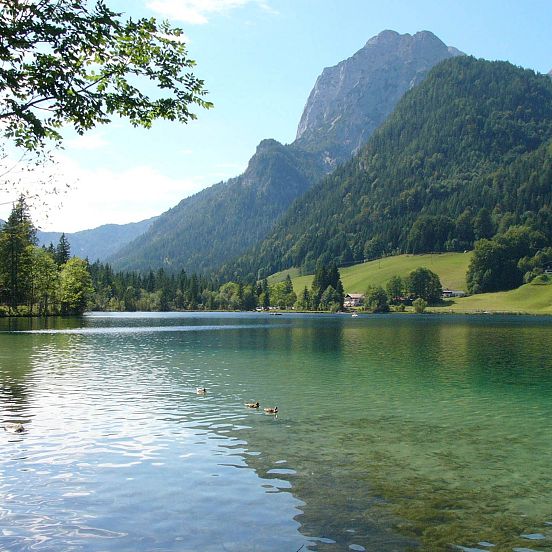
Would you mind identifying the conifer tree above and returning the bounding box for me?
[55,233,71,266]
[0,196,36,310]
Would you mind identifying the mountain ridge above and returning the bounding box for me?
[37,217,156,262]
[109,30,461,274]
[109,140,325,272]
[295,30,462,163]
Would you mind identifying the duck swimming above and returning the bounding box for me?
[196,387,207,394]
[4,422,24,433]
[264,407,278,414]
[245,401,260,408]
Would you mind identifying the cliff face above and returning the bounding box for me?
[295,30,463,165]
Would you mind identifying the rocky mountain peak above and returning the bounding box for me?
[548,68,552,78]
[255,138,281,153]
[365,29,400,46]
[294,30,463,164]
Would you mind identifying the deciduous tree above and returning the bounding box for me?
[0,0,212,151]
[406,267,442,304]
[60,257,93,314]
[27,245,59,315]
[386,275,405,304]
[364,285,389,313]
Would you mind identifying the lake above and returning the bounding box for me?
[1,312,552,551]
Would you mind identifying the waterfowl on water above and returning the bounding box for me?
[245,401,260,408]
[4,422,24,433]
[196,387,207,394]
[264,407,278,414]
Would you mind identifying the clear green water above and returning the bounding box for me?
[1,312,552,551]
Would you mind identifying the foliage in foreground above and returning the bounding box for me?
[0,0,211,151]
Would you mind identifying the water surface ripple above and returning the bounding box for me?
[1,312,552,551]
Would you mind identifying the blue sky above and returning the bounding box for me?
[1,0,551,231]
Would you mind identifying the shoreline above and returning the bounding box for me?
[1,308,551,320]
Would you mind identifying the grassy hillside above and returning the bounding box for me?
[285,252,472,294]
[267,267,301,285]
[431,281,552,314]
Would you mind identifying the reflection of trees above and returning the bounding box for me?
[464,320,552,393]
[1,380,30,410]
[0,318,83,415]
[0,336,34,412]
[207,318,346,357]
[0,316,84,332]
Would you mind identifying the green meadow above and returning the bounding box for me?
[431,280,552,315]
[272,252,473,293]
[270,252,552,315]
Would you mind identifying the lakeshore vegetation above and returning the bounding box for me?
[2,196,552,316]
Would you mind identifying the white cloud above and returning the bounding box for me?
[146,0,272,24]
[1,155,207,232]
[257,1,278,16]
[66,133,109,151]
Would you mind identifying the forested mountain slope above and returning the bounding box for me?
[111,140,325,272]
[225,57,552,280]
[110,30,460,274]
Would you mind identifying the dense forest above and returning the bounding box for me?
[88,262,344,313]
[0,197,350,314]
[222,57,552,284]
